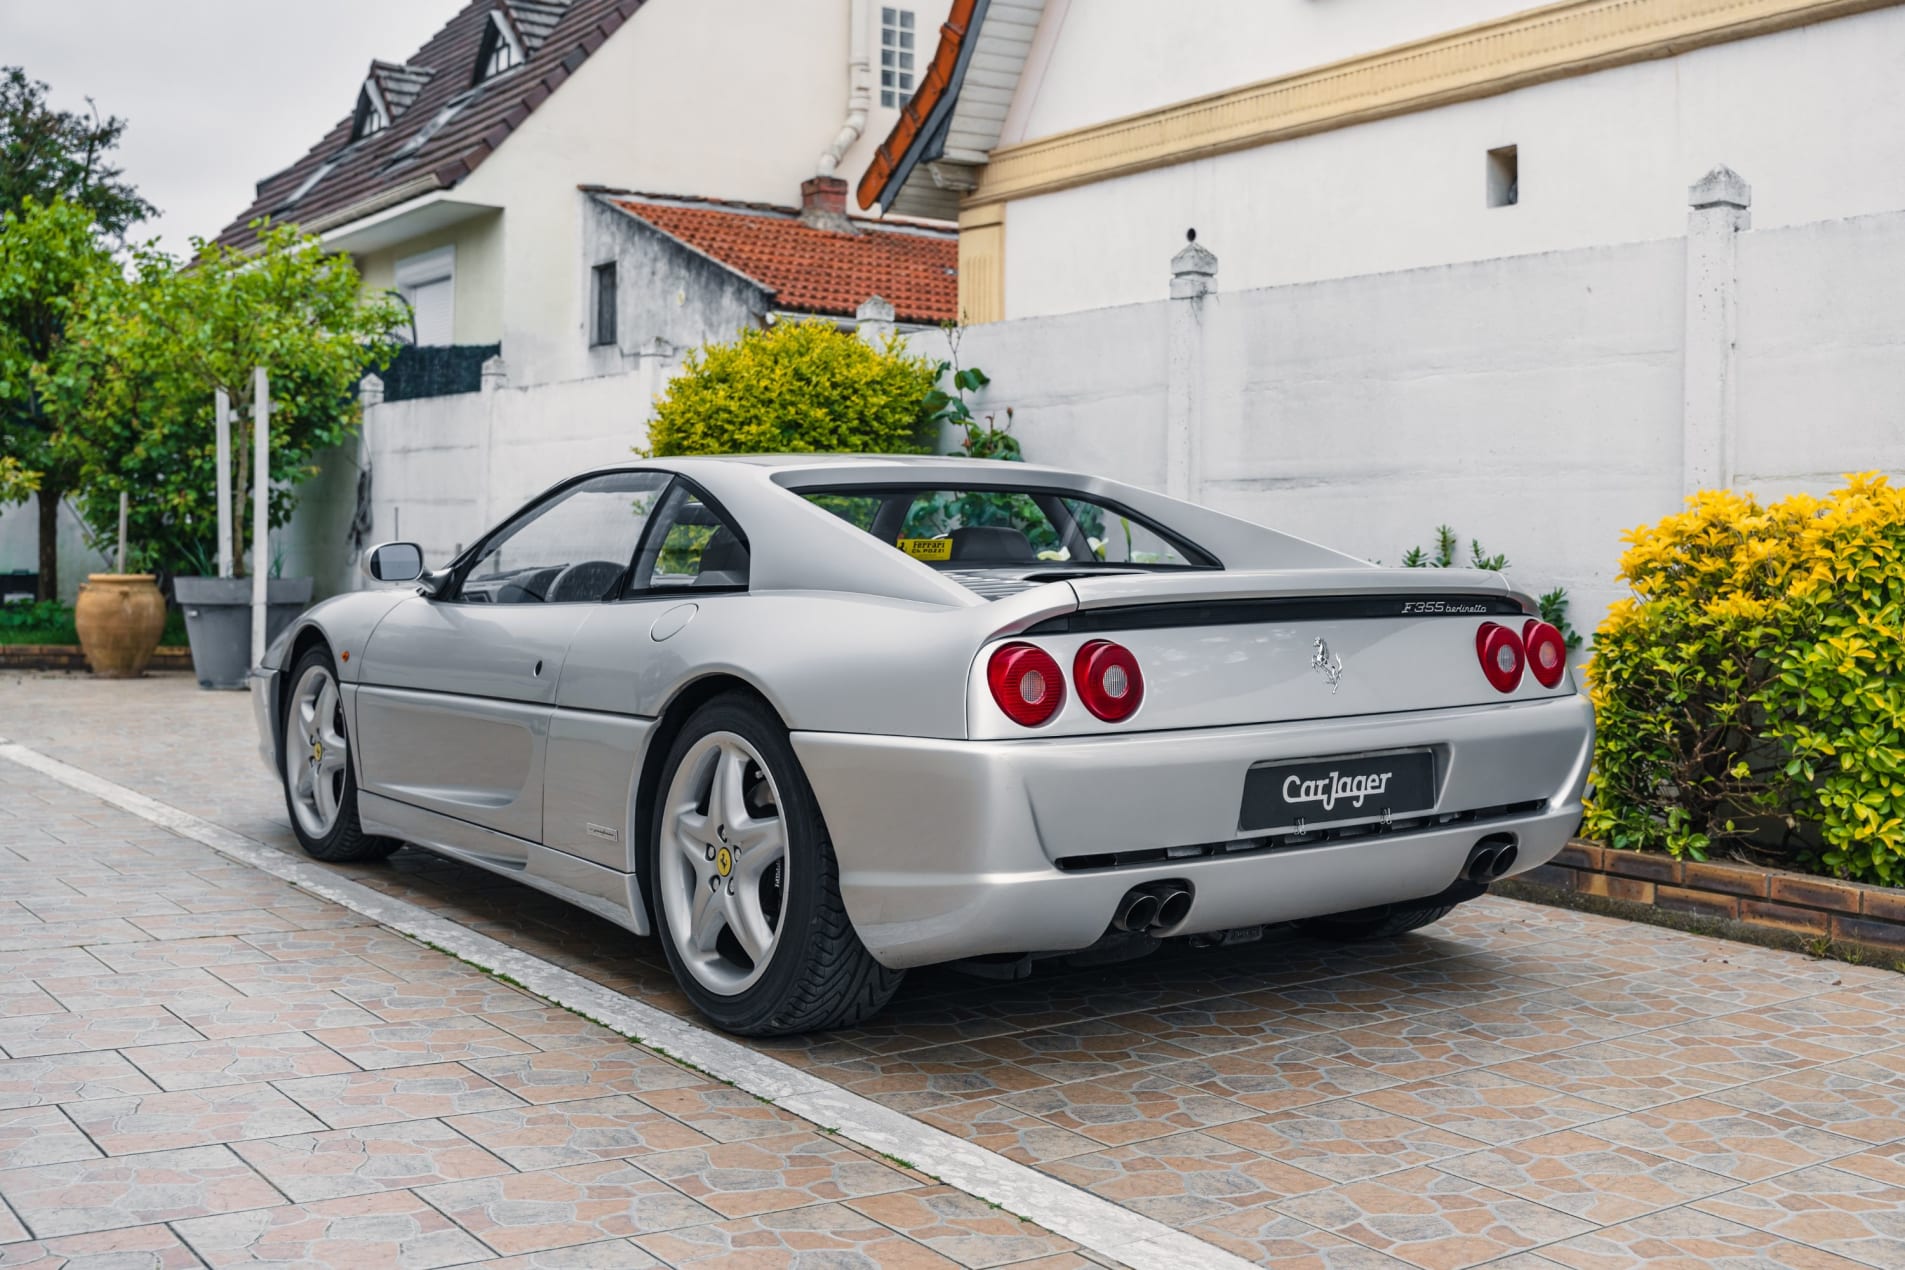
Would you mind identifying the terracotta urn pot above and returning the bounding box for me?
[73,573,168,678]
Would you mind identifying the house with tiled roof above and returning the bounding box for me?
[227,0,963,592]
[225,0,957,389]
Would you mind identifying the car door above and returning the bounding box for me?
[545,480,752,870]
[354,470,672,846]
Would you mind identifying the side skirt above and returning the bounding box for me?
[358,791,651,936]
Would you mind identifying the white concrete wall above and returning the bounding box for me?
[0,495,111,606]
[909,205,1905,632]
[355,211,506,346]
[999,6,1905,318]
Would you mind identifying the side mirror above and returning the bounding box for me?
[363,541,425,583]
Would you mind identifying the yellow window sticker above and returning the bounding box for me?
[898,537,953,561]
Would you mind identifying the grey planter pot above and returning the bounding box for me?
[173,576,314,690]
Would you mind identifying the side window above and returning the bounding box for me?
[458,471,671,604]
[628,484,749,593]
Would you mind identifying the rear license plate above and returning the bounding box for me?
[1240,751,1436,833]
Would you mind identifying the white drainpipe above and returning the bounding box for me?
[817,0,872,177]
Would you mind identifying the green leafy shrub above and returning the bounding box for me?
[642,320,940,457]
[0,599,78,644]
[1584,474,1905,884]
[1401,523,1581,650]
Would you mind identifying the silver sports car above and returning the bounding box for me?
[251,455,1593,1035]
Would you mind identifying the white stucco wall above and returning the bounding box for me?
[354,211,506,346]
[998,6,1905,318]
[0,496,111,606]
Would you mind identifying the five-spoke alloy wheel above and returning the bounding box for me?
[649,693,901,1035]
[280,646,400,864]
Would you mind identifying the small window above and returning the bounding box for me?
[590,263,618,347]
[1487,145,1519,208]
[394,246,455,347]
[880,7,917,108]
[630,484,749,592]
[353,85,391,140]
[476,12,522,83]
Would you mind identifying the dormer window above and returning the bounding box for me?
[475,10,525,83]
[353,81,392,140]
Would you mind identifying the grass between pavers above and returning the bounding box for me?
[1496,876,1905,973]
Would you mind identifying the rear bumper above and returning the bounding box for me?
[793,693,1594,969]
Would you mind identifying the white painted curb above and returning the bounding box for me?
[0,739,1253,1270]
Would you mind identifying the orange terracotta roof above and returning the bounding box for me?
[857,0,980,212]
[607,196,957,323]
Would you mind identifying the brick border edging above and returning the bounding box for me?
[0,644,193,673]
[1501,839,1905,963]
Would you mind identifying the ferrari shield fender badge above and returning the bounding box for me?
[1311,637,1345,694]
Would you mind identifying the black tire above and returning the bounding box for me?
[281,646,401,864]
[648,693,902,1035]
[1296,902,1458,941]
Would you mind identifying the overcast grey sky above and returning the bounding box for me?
[7,1,458,253]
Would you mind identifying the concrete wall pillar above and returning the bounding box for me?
[359,373,385,410]
[1683,166,1750,496]
[1167,231,1218,502]
[855,295,897,346]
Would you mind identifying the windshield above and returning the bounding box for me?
[799,486,1216,570]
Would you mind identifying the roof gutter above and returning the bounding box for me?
[817,0,872,177]
[303,174,451,241]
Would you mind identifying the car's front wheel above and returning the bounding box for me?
[281,647,401,864]
[649,693,902,1035]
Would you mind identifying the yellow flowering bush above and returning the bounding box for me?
[642,319,939,457]
[1585,474,1905,884]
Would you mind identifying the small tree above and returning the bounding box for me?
[0,197,119,598]
[643,319,940,457]
[42,221,406,577]
[0,67,152,238]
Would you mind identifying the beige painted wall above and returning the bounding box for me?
[353,210,506,346]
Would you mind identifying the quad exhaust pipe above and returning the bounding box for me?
[1463,834,1520,883]
[1112,880,1193,933]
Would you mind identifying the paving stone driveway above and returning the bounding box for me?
[5,670,1905,1268]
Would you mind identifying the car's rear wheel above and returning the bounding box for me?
[1296,902,1458,941]
[281,647,401,864]
[649,693,902,1035]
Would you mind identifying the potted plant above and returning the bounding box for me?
[72,492,166,678]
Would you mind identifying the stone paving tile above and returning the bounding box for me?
[632,1129,920,1218]
[206,953,406,998]
[33,969,244,1016]
[0,1196,20,1243]
[0,949,110,981]
[1692,1164,1905,1266]
[462,1042,703,1106]
[1725,994,1905,1057]
[466,1239,663,1268]
[1289,1018,1526,1083]
[1100,993,1332,1056]
[124,911,301,942]
[1432,1128,1735,1225]
[913,1096,1103,1165]
[1044,1128,1331,1227]
[80,936,273,973]
[997,1069,1259,1147]
[232,1119,511,1202]
[1354,1070,1621,1146]
[333,975,541,1023]
[19,896,188,923]
[0,920,154,955]
[172,1190,492,1268]
[444,1094,712,1170]
[848,1184,1082,1267]
[804,1043,1057,1114]
[1708,1055,1905,1144]
[1585,1097,1870,1182]
[0,985,62,1022]
[628,1201,950,1267]
[1186,1205,1417,1268]
[0,1004,202,1059]
[64,1084,326,1154]
[1274,1165,1599,1270]
[629,1084,816,1145]
[1209,1100,1480,1184]
[0,1223,205,1268]
[273,1062,528,1129]
[119,1032,358,1091]
[1531,1207,1873,1269]
[0,1051,160,1111]
[0,1143,282,1237]
[167,991,382,1041]
[1833,1139,1905,1188]
[1627,1017,1857,1078]
[1152,1045,1404,1113]
[305,1016,535,1070]
[1485,1035,1786,1113]
[1399,996,1644,1057]
[417,1161,723,1255]
[0,1107,99,1171]
[963,1019,1202,1086]
[472,1008,627,1049]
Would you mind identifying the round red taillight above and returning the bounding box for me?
[1475,621,1525,693]
[1073,640,1144,722]
[1522,619,1568,688]
[987,642,1065,727]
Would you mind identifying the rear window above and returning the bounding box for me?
[799,486,1215,570]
